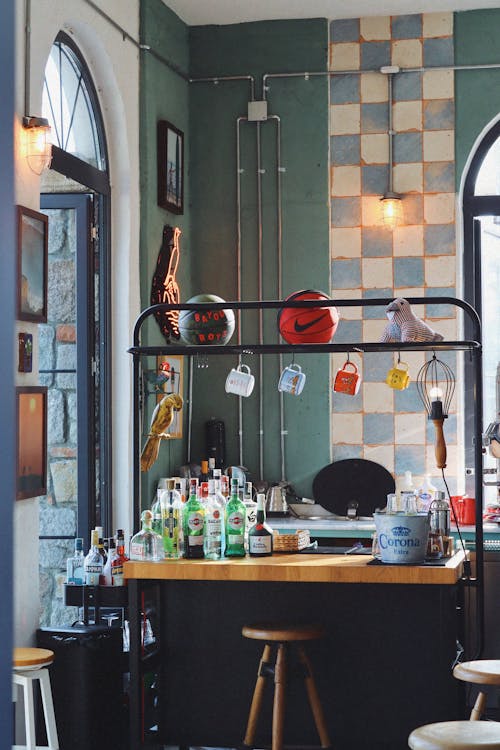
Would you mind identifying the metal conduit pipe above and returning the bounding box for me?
[236,116,247,466]
[190,75,255,100]
[256,121,264,480]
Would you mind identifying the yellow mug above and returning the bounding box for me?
[386,362,410,390]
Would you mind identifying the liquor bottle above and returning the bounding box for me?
[95,527,108,564]
[248,493,273,557]
[66,537,85,585]
[84,529,104,585]
[161,479,183,559]
[225,477,246,557]
[111,529,128,586]
[243,481,257,552]
[151,490,164,536]
[221,474,230,502]
[129,510,164,561]
[208,457,216,478]
[102,537,117,585]
[183,478,205,559]
[204,479,223,560]
[200,459,209,483]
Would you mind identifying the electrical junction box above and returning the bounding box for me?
[248,100,268,121]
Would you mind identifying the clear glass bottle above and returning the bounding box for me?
[161,479,183,559]
[111,529,128,585]
[102,537,117,585]
[248,493,273,557]
[84,529,104,585]
[151,490,164,536]
[183,478,205,559]
[204,479,223,560]
[66,537,85,585]
[243,481,257,552]
[224,477,246,557]
[129,510,164,561]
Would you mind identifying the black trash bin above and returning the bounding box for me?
[36,624,125,750]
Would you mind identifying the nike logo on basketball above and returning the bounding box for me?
[294,315,325,332]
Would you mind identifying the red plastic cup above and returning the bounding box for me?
[462,496,476,525]
[450,496,464,525]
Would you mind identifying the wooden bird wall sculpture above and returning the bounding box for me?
[141,393,183,472]
[380,298,444,343]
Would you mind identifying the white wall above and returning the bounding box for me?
[14,0,140,644]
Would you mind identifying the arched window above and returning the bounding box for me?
[39,32,111,626]
[463,120,500,504]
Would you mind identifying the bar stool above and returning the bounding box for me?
[242,622,331,750]
[13,647,59,750]
[453,660,500,720]
[408,720,500,749]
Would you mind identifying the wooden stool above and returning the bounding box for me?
[242,623,331,750]
[13,647,59,750]
[408,720,500,749]
[453,661,500,721]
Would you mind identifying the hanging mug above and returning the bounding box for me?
[386,361,410,390]
[333,361,360,396]
[225,364,255,397]
[278,363,306,396]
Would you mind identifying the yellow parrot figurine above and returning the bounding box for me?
[140,393,183,471]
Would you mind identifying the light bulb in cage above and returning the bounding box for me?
[416,355,455,469]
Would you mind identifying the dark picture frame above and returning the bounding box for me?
[17,204,48,322]
[157,120,184,214]
[16,386,47,500]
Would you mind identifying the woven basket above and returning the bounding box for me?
[273,529,310,552]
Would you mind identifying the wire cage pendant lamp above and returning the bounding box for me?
[416,354,456,469]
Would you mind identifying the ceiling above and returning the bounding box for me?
[165,0,500,25]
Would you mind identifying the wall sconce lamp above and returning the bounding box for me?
[22,116,53,175]
[380,67,403,230]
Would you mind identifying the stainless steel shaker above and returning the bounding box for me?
[429,491,450,537]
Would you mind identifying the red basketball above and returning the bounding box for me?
[278,290,339,345]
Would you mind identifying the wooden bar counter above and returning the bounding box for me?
[125,552,467,750]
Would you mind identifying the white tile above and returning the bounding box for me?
[424,193,455,225]
[361,133,388,163]
[393,101,422,133]
[363,318,387,342]
[423,131,454,162]
[423,12,453,38]
[330,104,361,135]
[393,225,424,256]
[392,39,422,68]
[395,413,426,444]
[394,287,424,299]
[362,257,393,288]
[360,16,391,40]
[430,316,457,339]
[393,163,423,193]
[423,69,454,100]
[361,196,385,227]
[331,165,361,196]
[330,42,360,71]
[363,444,394,473]
[330,288,362,319]
[361,72,388,103]
[331,227,361,258]
[331,412,363,443]
[363,382,394,412]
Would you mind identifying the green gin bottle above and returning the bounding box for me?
[224,477,246,557]
[183,478,205,558]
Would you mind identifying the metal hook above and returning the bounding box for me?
[397,351,401,365]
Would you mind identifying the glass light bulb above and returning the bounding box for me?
[380,195,403,229]
[430,386,443,400]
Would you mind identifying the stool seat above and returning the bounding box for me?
[409,720,500,749]
[242,623,326,642]
[14,648,54,670]
[454,661,500,686]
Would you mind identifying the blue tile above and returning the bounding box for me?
[391,14,422,39]
[330,74,360,104]
[423,100,455,130]
[402,194,423,225]
[362,165,389,196]
[393,132,422,163]
[332,387,363,411]
[362,225,392,256]
[331,135,360,165]
[361,41,391,70]
[333,319,362,345]
[394,257,424,287]
[395,445,426,476]
[331,198,361,227]
[394,382,424,412]
[424,224,455,256]
[331,259,361,290]
[426,413,457,443]
[331,18,360,42]
[361,103,389,133]
[393,72,422,102]
[424,162,455,193]
[364,413,394,444]
[425,288,456,318]
[363,287,394,318]
[423,350,457,370]
[332,444,363,461]
[364,352,394,381]
[423,37,454,67]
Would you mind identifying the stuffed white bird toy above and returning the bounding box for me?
[380,298,444,343]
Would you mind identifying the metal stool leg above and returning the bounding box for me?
[244,643,272,748]
[297,645,331,748]
[272,644,287,750]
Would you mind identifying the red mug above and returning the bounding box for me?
[333,361,360,396]
[451,495,475,526]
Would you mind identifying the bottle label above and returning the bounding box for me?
[206,515,222,537]
[227,511,244,531]
[187,511,204,534]
[246,506,257,527]
[188,535,203,546]
[85,566,101,586]
[164,510,179,538]
[228,534,244,545]
[249,535,272,554]
[130,543,146,559]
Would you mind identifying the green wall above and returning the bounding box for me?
[455,9,500,188]
[188,19,330,495]
[139,10,331,498]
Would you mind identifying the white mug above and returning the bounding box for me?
[278,363,306,396]
[225,364,255,397]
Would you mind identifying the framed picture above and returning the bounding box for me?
[17,205,48,322]
[16,386,47,500]
[157,120,184,214]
